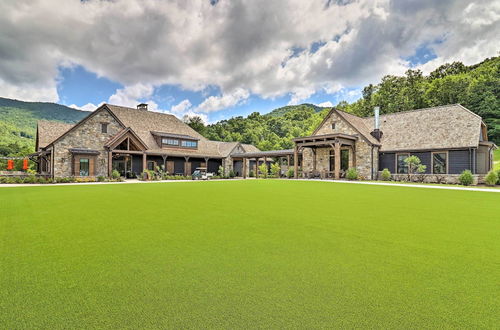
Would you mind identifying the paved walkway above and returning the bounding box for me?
[1,178,499,192]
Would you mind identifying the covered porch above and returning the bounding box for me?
[293,133,358,179]
[231,149,300,178]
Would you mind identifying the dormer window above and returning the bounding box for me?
[181,140,197,148]
[101,123,108,133]
[162,138,179,146]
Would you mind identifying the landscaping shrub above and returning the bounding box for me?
[270,163,281,178]
[249,170,255,178]
[484,170,498,186]
[23,175,37,184]
[218,166,225,177]
[286,167,294,178]
[258,163,268,178]
[111,169,121,180]
[97,175,107,182]
[229,170,236,178]
[497,169,500,185]
[458,170,473,186]
[380,168,391,181]
[346,168,358,180]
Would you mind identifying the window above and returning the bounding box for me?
[162,138,179,146]
[101,123,108,133]
[331,122,336,130]
[79,158,89,176]
[396,153,409,174]
[147,161,155,171]
[432,152,447,174]
[181,140,197,148]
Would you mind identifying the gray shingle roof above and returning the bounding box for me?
[37,120,74,149]
[359,104,483,151]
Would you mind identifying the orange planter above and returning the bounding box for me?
[7,159,14,170]
[23,159,29,170]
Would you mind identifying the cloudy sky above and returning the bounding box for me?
[1,0,498,122]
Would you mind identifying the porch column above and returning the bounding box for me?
[162,155,168,170]
[108,151,112,177]
[294,146,298,179]
[184,156,190,176]
[334,141,341,179]
[204,157,210,172]
[142,153,147,172]
[243,157,247,179]
[255,158,259,178]
[264,156,267,176]
[287,155,291,171]
[348,147,354,168]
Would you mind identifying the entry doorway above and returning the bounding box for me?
[329,149,349,172]
[113,156,133,177]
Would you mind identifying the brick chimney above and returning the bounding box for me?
[137,103,148,111]
[370,106,383,141]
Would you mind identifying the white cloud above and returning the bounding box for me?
[170,99,192,114]
[69,102,102,111]
[0,0,498,108]
[317,101,334,107]
[197,88,250,113]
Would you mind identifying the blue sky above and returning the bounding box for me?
[2,1,497,123]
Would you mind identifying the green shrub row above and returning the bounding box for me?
[0,175,123,184]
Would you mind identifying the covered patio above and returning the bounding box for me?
[231,149,300,178]
[293,133,358,179]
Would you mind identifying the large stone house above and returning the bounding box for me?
[289,104,497,182]
[35,103,259,178]
[35,103,496,182]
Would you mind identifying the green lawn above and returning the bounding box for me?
[1,181,499,328]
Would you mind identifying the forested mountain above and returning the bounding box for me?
[0,98,87,156]
[189,56,499,149]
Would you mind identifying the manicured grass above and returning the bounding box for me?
[1,181,499,328]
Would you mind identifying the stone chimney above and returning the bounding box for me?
[370,106,383,141]
[137,103,148,111]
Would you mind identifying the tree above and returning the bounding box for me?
[270,163,281,178]
[258,162,268,178]
[404,155,426,181]
[183,115,206,134]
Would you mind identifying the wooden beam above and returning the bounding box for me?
[334,142,340,179]
[142,153,147,172]
[255,158,259,178]
[294,146,298,179]
[108,151,112,177]
[243,158,247,179]
[184,156,190,176]
[162,154,168,170]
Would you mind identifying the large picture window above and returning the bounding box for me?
[181,140,197,148]
[79,158,89,176]
[432,152,447,174]
[162,138,179,146]
[396,153,409,174]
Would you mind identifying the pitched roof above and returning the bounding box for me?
[36,104,260,158]
[334,110,380,145]
[359,104,483,151]
[37,120,74,149]
[104,104,262,158]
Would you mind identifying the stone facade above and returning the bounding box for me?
[52,110,122,177]
[302,111,378,179]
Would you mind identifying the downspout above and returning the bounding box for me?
[51,146,55,180]
[370,145,374,180]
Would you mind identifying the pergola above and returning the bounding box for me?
[292,133,358,179]
[231,149,298,178]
